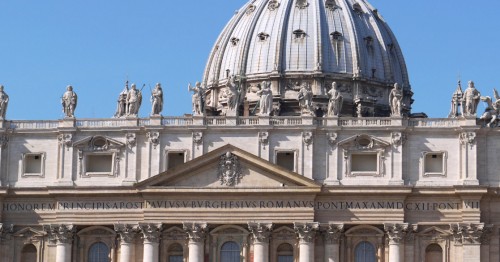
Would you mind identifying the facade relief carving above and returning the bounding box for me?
[139,223,163,243]
[384,223,408,244]
[323,223,344,244]
[0,134,8,149]
[449,223,484,244]
[294,222,319,243]
[327,132,338,147]
[126,133,136,148]
[218,152,243,186]
[44,224,75,244]
[150,83,163,116]
[296,0,309,9]
[147,131,160,149]
[259,131,269,148]
[459,132,476,148]
[391,132,406,147]
[268,0,280,11]
[188,82,206,116]
[58,134,73,148]
[0,85,9,119]
[479,88,500,127]
[192,131,203,148]
[114,224,139,243]
[183,222,208,243]
[61,85,77,118]
[302,131,313,149]
[248,222,273,243]
[0,224,13,242]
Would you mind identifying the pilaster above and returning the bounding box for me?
[44,224,75,262]
[384,223,408,262]
[322,223,344,262]
[450,223,485,262]
[114,224,139,262]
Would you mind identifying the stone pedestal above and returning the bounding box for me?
[115,224,139,262]
[139,224,162,262]
[294,222,319,262]
[248,222,273,262]
[183,222,208,262]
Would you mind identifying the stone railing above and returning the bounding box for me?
[4,117,466,130]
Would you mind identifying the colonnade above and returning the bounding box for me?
[41,222,486,262]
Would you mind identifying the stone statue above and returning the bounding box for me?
[297,83,314,116]
[61,85,77,118]
[479,89,500,127]
[389,83,403,117]
[126,83,142,117]
[326,82,343,117]
[462,81,481,117]
[114,81,129,118]
[150,83,163,116]
[448,81,463,118]
[256,81,273,116]
[0,85,9,119]
[188,82,205,116]
[226,75,241,111]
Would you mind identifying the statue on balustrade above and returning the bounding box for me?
[389,83,403,117]
[225,75,242,116]
[150,83,163,116]
[480,88,500,127]
[0,85,9,119]
[126,83,142,117]
[256,81,273,116]
[188,81,206,116]
[61,85,77,118]
[462,81,481,117]
[298,83,314,116]
[114,81,129,118]
[326,82,343,117]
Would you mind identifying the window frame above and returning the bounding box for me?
[274,149,298,172]
[22,152,46,178]
[421,151,448,178]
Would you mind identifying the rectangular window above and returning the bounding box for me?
[167,152,186,170]
[351,153,378,172]
[169,256,183,262]
[22,153,45,177]
[276,151,295,171]
[278,255,294,262]
[85,154,113,176]
[422,151,447,177]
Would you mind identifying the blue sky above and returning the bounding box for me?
[0,0,499,119]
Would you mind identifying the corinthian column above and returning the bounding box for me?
[248,222,273,262]
[44,224,75,262]
[323,224,344,262]
[183,222,208,262]
[384,223,408,262]
[114,224,139,262]
[139,223,162,262]
[294,222,319,262]
[450,223,486,262]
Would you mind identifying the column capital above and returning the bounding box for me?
[139,223,163,244]
[450,223,485,244]
[183,222,208,243]
[0,223,13,243]
[294,222,319,244]
[114,224,139,243]
[248,222,273,244]
[44,224,75,244]
[384,223,408,244]
[322,223,344,245]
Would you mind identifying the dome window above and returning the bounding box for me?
[268,0,280,11]
[296,0,309,9]
[331,31,343,41]
[258,32,270,41]
[364,36,374,53]
[353,3,363,14]
[246,4,256,15]
[325,0,340,11]
[293,29,307,40]
[230,37,240,46]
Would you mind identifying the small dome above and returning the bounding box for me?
[202,0,412,117]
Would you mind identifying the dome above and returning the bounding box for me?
[202,0,412,117]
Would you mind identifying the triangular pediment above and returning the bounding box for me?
[418,226,450,237]
[73,135,125,151]
[137,144,321,189]
[13,227,46,238]
[338,134,390,150]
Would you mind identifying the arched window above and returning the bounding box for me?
[168,243,184,262]
[277,243,294,262]
[220,241,240,262]
[88,242,110,262]
[425,244,443,262]
[20,244,37,262]
[355,241,376,262]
